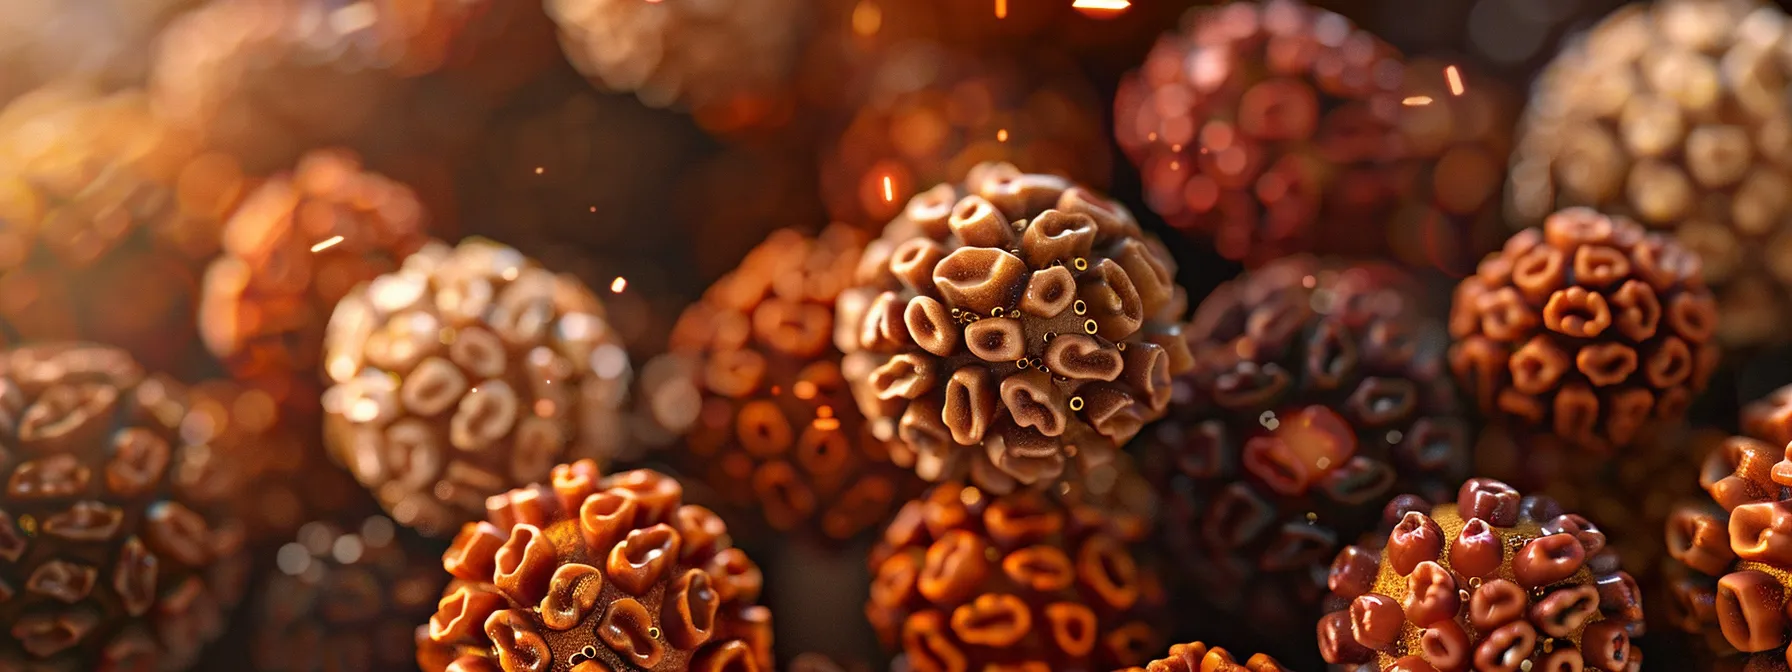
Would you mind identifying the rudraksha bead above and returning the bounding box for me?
[839,162,1191,493]
[546,0,808,135]
[1320,478,1646,671]
[1449,208,1720,453]
[647,226,917,542]
[0,343,248,669]
[0,83,245,377]
[1115,0,1408,267]
[321,238,632,537]
[1118,640,1288,672]
[865,482,1164,670]
[1476,421,1722,635]
[417,464,775,672]
[200,149,430,414]
[1665,385,1792,667]
[251,515,447,672]
[818,45,1109,228]
[1141,256,1470,659]
[1508,0,1792,351]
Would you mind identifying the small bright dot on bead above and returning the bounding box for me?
[1445,65,1465,96]
[995,0,1006,18]
[276,543,310,576]
[1302,275,1316,288]
[610,277,627,293]
[882,175,895,202]
[960,487,982,506]
[997,129,1008,142]
[1388,430,1404,444]
[793,381,817,399]
[1402,96,1433,106]
[534,166,545,174]
[332,535,365,564]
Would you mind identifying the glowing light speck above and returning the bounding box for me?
[1072,0,1130,15]
[882,175,894,202]
[995,0,1006,18]
[1402,96,1434,106]
[1446,65,1465,96]
[310,235,344,252]
[610,277,627,293]
[534,166,544,175]
[996,129,1008,142]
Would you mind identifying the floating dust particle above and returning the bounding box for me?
[1402,96,1433,106]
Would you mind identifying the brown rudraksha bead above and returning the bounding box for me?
[864,482,1165,671]
[546,0,809,135]
[177,379,363,543]
[1114,0,1408,267]
[1449,208,1721,453]
[0,343,249,669]
[818,46,1110,228]
[839,162,1191,493]
[1320,478,1646,671]
[200,148,430,415]
[1665,385,1792,667]
[0,83,246,377]
[251,514,447,672]
[1117,640,1288,672]
[417,463,775,671]
[1140,256,1470,660]
[321,238,632,537]
[1476,421,1723,636]
[647,226,918,542]
[1509,0,1792,352]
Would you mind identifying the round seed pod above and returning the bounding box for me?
[1114,0,1408,267]
[321,238,632,537]
[1140,255,1470,659]
[1118,640,1288,672]
[251,514,447,672]
[1508,0,1792,351]
[1665,385,1792,667]
[865,482,1165,670]
[200,149,430,414]
[1448,208,1721,454]
[149,0,405,171]
[818,45,1109,228]
[1319,478,1646,671]
[839,161,1192,493]
[417,463,775,672]
[545,0,809,135]
[0,343,249,669]
[177,379,364,543]
[647,226,918,543]
[0,83,247,377]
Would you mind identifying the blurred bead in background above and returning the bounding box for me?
[1509,0,1792,352]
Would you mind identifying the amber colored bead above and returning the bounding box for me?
[321,238,632,537]
[0,343,248,669]
[1319,477,1644,671]
[1449,209,1719,453]
[547,0,809,135]
[1664,385,1792,663]
[647,226,919,543]
[250,515,447,672]
[0,83,244,377]
[200,149,430,414]
[840,162,1190,493]
[1140,256,1469,655]
[866,482,1164,670]
[1509,0,1792,351]
[1116,639,1289,672]
[418,465,774,671]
